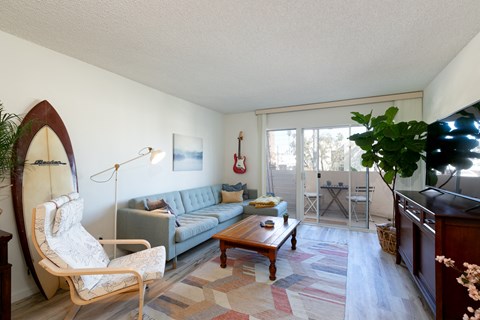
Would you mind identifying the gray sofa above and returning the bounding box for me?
[118,184,278,267]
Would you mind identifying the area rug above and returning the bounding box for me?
[139,241,347,320]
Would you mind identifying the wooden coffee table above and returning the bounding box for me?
[212,215,300,280]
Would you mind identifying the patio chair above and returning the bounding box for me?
[32,192,166,320]
[346,186,375,222]
[304,183,322,220]
[304,192,320,213]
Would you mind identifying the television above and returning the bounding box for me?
[425,100,480,202]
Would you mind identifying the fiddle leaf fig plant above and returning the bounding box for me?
[349,106,428,205]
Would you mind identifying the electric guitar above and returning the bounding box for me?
[233,131,246,174]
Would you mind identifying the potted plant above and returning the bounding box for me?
[0,101,30,211]
[349,106,428,253]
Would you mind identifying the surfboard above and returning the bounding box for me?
[12,100,78,299]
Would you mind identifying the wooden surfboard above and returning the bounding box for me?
[12,100,78,299]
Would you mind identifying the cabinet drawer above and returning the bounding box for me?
[405,200,421,222]
[423,211,435,233]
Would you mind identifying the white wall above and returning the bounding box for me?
[223,112,261,190]
[424,31,480,123]
[0,30,224,301]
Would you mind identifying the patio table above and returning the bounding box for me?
[320,185,349,218]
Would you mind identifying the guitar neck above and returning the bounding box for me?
[237,138,242,158]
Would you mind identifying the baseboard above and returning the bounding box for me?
[11,287,38,303]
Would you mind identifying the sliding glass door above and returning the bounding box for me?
[303,127,352,227]
[306,125,386,229]
[266,126,389,230]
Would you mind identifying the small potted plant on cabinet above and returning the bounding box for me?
[349,106,427,254]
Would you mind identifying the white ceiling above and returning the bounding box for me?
[1,1,480,114]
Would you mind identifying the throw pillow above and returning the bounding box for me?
[241,183,249,200]
[144,198,168,211]
[53,198,84,236]
[222,182,249,200]
[222,182,242,192]
[145,198,180,227]
[221,190,244,203]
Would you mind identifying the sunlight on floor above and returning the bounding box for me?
[302,209,390,232]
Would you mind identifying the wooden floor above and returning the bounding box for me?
[304,210,390,231]
[11,224,434,320]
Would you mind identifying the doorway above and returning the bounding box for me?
[266,126,390,230]
[302,126,375,229]
[303,127,355,227]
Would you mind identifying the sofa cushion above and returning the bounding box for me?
[180,187,216,213]
[175,215,218,242]
[188,203,244,223]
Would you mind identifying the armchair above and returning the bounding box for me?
[32,192,166,320]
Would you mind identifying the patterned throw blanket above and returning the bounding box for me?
[249,195,283,208]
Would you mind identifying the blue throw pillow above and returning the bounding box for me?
[222,182,242,191]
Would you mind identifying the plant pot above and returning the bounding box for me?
[376,223,396,255]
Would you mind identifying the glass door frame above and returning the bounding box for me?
[265,128,298,216]
[297,125,372,230]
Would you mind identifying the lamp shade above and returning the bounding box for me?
[150,149,166,164]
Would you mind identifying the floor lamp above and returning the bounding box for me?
[90,147,166,258]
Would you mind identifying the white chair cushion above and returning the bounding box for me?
[35,192,166,299]
[53,198,84,236]
[35,195,110,290]
[50,195,71,208]
[76,246,166,300]
[53,224,110,290]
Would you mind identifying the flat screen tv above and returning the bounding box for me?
[425,100,480,202]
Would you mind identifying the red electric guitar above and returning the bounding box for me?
[233,131,246,174]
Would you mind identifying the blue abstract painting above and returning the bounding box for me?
[173,134,203,171]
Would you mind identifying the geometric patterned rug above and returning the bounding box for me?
[137,241,348,320]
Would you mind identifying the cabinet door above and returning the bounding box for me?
[439,219,480,320]
[399,212,414,273]
[418,230,435,308]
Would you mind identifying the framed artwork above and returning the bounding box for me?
[173,134,203,171]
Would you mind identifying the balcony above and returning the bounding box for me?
[268,169,393,229]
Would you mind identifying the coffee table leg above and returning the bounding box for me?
[269,251,277,280]
[291,227,297,250]
[220,241,227,268]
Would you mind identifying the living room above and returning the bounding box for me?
[1,2,480,320]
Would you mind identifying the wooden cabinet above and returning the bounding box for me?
[0,230,12,320]
[396,190,480,319]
